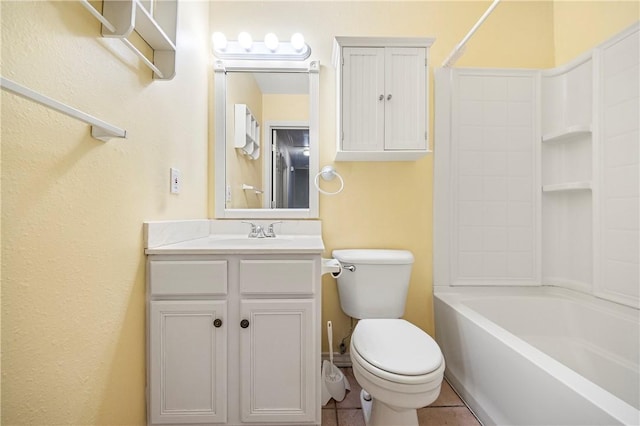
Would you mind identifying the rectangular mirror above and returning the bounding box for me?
[214,60,319,219]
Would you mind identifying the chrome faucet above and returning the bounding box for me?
[242,221,264,238]
[242,221,282,238]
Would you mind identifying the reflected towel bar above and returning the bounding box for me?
[242,184,264,194]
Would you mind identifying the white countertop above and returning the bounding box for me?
[145,234,325,255]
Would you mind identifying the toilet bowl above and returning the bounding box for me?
[349,319,445,426]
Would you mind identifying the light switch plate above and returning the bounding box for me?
[170,168,181,194]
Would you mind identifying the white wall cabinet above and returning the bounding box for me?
[333,37,435,161]
[147,255,320,426]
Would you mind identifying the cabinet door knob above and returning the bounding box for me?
[213,318,223,328]
[378,94,384,101]
[240,319,250,328]
[387,94,392,100]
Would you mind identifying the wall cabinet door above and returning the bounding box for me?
[239,299,316,423]
[149,300,227,424]
[384,47,426,150]
[342,47,386,152]
[341,45,427,157]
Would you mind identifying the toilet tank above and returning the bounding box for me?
[332,249,414,319]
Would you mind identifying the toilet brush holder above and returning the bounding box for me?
[321,360,350,405]
[321,321,350,405]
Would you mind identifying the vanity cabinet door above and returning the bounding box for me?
[238,299,316,423]
[149,301,227,424]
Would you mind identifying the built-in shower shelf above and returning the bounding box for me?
[542,125,592,144]
[542,181,592,192]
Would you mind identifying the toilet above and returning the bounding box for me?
[332,249,445,426]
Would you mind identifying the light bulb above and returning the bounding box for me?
[264,33,279,52]
[211,32,227,51]
[290,33,305,52]
[238,32,253,51]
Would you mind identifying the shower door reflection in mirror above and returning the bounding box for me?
[270,127,309,209]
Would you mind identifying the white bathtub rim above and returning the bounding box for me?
[435,285,639,320]
[434,286,640,425]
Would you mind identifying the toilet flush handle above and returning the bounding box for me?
[342,264,356,272]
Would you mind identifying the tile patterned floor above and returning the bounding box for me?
[322,368,481,426]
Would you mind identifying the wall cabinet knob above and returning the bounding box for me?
[379,94,384,101]
[213,318,223,328]
[387,94,392,100]
[240,319,250,328]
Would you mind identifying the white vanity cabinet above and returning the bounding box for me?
[146,254,321,426]
[333,37,435,161]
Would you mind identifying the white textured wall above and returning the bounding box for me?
[1,1,210,423]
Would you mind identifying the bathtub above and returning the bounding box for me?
[434,286,640,425]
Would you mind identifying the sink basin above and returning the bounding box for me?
[211,236,294,246]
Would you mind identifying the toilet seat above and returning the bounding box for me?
[351,319,444,385]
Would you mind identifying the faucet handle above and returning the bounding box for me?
[266,221,282,237]
[241,221,258,237]
[241,221,257,230]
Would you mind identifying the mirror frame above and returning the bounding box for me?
[214,59,320,219]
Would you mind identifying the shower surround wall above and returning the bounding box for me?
[435,22,639,308]
[433,23,639,425]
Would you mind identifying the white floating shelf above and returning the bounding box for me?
[98,0,177,80]
[542,125,592,143]
[542,181,592,192]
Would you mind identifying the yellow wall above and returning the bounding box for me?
[2,0,637,424]
[210,0,557,352]
[262,94,309,123]
[1,1,210,424]
[553,1,639,65]
[226,72,263,208]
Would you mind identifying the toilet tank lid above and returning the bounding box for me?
[332,249,414,265]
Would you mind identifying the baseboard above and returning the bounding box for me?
[321,352,351,367]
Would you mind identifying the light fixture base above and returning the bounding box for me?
[213,41,311,61]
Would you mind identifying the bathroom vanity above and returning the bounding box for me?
[144,220,324,425]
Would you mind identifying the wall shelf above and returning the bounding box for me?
[234,104,260,160]
[84,0,177,80]
[542,181,592,192]
[542,125,592,143]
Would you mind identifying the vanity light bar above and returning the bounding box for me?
[212,32,311,61]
